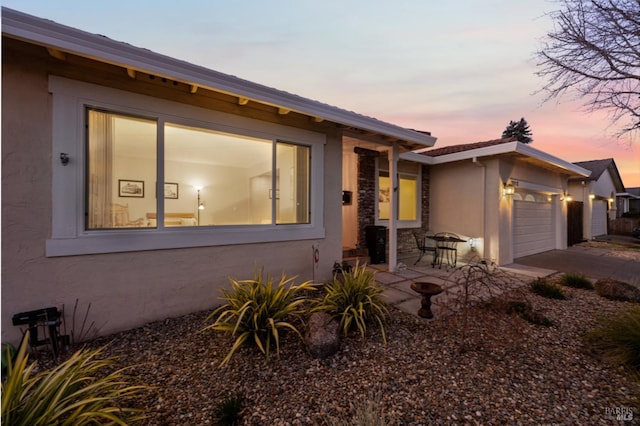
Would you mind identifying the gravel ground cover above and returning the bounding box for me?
[78,279,639,425]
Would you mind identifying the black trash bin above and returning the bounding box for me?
[365,226,387,264]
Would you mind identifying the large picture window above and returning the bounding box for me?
[86,111,311,230]
[48,76,323,256]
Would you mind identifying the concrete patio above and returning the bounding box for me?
[359,253,556,320]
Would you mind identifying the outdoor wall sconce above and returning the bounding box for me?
[589,193,596,200]
[60,152,70,166]
[561,192,573,202]
[502,183,515,196]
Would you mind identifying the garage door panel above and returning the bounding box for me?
[514,200,554,258]
[592,200,607,237]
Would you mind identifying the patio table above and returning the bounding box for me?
[427,233,466,268]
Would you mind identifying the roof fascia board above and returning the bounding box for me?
[405,141,591,177]
[399,151,436,165]
[1,7,435,147]
[514,143,591,177]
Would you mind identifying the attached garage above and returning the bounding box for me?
[513,196,554,258]
[404,138,590,265]
[591,200,608,237]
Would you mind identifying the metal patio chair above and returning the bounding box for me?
[413,231,438,266]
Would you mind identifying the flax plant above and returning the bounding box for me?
[204,268,315,366]
[1,331,148,425]
[585,306,640,374]
[314,262,388,343]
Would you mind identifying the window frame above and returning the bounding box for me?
[47,76,325,257]
[374,159,422,229]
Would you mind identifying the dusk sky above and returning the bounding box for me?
[5,0,639,186]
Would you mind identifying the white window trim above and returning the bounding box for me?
[47,76,325,257]
[374,159,422,229]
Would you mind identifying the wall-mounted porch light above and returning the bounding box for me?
[589,193,596,200]
[561,192,573,202]
[502,183,515,196]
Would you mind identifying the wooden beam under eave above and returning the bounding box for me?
[312,117,324,123]
[47,48,66,61]
[278,108,291,115]
[126,68,136,79]
[238,97,249,105]
[190,85,198,94]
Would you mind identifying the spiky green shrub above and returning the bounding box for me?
[560,273,594,289]
[530,278,566,299]
[314,262,388,343]
[584,306,640,374]
[1,331,148,425]
[204,268,316,366]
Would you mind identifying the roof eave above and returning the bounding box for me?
[1,7,436,148]
[401,141,591,177]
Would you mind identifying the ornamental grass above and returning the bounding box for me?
[1,331,148,425]
[204,268,316,366]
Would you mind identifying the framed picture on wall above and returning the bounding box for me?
[164,182,179,199]
[119,179,144,198]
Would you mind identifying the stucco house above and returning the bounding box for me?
[567,158,625,241]
[1,8,436,345]
[399,138,591,265]
[620,187,640,216]
[341,137,590,267]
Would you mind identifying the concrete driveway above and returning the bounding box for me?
[514,240,640,284]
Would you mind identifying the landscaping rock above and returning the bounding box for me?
[304,312,340,359]
[594,278,640,302]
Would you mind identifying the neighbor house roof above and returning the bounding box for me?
[401,138,591,178]
[618,187,640,199]
[1,7,436,149]
[570,158,625,191]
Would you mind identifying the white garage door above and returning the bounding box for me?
[592,200,607,237]
[513,199,554,258]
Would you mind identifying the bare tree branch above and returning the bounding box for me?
[536,0,640,137]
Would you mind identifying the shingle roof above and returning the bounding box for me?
[625,187,640,196]
[570,158,626,191]
[571,159,614,181]
[418,137,517,157]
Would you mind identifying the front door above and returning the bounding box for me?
[567,201,583,246]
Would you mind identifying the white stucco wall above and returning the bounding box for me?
[430,156,568,265]
[1,50,342,346]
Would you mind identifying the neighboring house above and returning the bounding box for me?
[618,187,640,216]
[567,158,625,240]
[398,138,590,265]
[1,8,436,345]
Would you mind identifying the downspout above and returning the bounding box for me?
[388,143,399,272]
[472,157,486,259]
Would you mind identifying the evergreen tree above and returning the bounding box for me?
[502,117,533,144]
